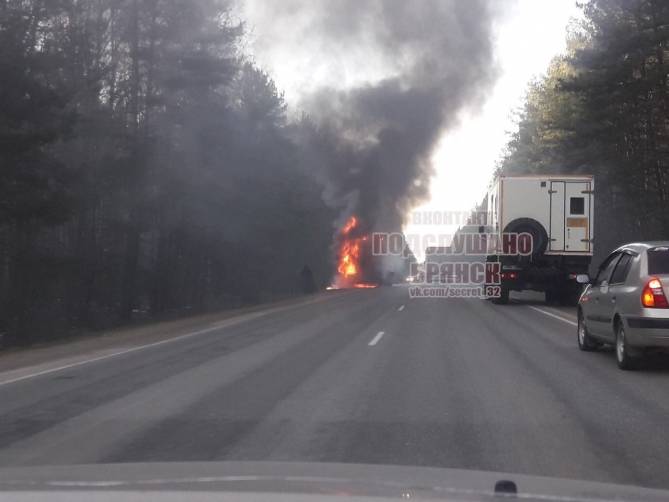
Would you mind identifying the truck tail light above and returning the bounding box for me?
[642,277,669,308]
[501,272,518,280]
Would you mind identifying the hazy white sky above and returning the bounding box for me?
[404,0,582,257]
[241,1,582,258]
[414,1,581,208]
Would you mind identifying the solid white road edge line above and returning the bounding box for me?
[368,331,385,346]
[0,324,238,388]
[0,295,334,387]
[529,306,578,327]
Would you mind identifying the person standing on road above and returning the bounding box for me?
[300,265,316,294]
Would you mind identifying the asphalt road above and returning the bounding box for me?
[2,287,669,489]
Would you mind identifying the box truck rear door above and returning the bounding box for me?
[564,182,591,253]
[549,181,565,252]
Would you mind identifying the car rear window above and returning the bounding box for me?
[648,247,669,274]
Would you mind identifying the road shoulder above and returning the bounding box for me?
[0,292,339,383]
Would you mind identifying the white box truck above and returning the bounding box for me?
[485,175,594,304]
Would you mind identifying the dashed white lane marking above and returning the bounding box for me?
[397,305,405,312]
[529,306,578,327]
[368,331,385,346]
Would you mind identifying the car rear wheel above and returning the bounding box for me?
[615,322,638,370]
[577,312,598,351]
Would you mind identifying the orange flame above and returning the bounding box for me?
[337,217,361,279]
[342,216,358,234]
[329,216,379,290]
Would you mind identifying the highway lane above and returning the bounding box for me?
[1,287,669,489]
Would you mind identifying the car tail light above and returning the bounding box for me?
[641,277,669,308]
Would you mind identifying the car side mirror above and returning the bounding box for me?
[576,274,590,284]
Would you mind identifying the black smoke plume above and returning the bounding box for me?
[290,0,506,234]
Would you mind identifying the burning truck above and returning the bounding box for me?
[329,216,415,289]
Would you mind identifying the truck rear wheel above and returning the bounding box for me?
[558,284,581,306]
[492,287,510,305]
[545,289,556,305]
[559,290,580,306]
[546,285,580,306]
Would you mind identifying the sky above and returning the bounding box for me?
[240,0,583,259]
[405,0,583,258]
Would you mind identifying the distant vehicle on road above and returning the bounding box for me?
[485,175,594,305]
[577,242,669,370]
